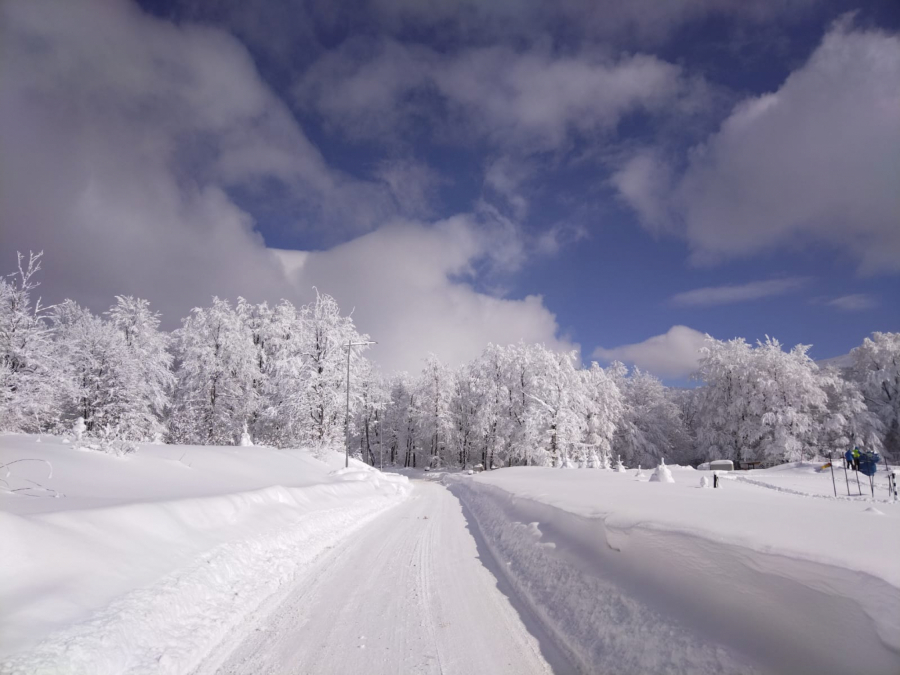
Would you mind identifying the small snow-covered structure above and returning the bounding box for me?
[72,417,86,442]
[709,460,734,472]
[239,423,253,447]
[649,458,675,483]
[634,465,646,479]
[614,455,626,473]
[700,475,710,488]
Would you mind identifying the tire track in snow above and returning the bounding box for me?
[198,481,560,675]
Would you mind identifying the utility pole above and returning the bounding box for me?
[345,340,377,468]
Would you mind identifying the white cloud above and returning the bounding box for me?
[0,0,574,376]
[275,218,575,373]
[610,151,675,233]
[826,294,877,311]
[615,21,900,273]
[671,277,810,307]
[297,39,698,152]
[0,0,403,318]
[593,326,708,378]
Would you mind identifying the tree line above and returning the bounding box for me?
[2,253,897,467]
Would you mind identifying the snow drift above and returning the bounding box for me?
[448,465,900,675]
[0,434,410,674]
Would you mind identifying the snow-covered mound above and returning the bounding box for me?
[448,465,900,675]
[0,433,410,673]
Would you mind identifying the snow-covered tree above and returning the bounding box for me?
[528,347,584,468]
[613,365,689,467]
[694,336,829,463]
[53,300,152,438]
[472,343,513,468]
[383,373,418,467]
[818,368,882,458]
[169,298,259,445]
[850,332,900,461]
[0,252,61,432]
[354,360,389,465]
[448,362,479,467]
[579,362,623,468]
[106,296,173,439]
[294,291,370,452]
[414,354,454,468]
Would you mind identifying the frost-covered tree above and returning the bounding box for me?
[106,296,173,438]
[850,332,900,461]
[695,336,829,463]
[448,362,479,467]
[818,368,882,458]
[579,362,623,468]
[529,347,585,468]
[472,344,512,468]
[414,354,454,468]
[503,344,548,466]
[169,298,259,445]
[53,301,153,438]
[0,252,61,432]
[293,291,370,452]
[383,373,418,467]
[612,365,688,467]
[354,360,388,464]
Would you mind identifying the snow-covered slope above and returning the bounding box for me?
[448,465,900,675]
[0,434,410,673]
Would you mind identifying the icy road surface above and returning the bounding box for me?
[194,480,565,675]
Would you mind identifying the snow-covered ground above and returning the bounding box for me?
[194,480,568,675]
[0,433,410,674]
[5,435,899,675]
[447,464,900,675]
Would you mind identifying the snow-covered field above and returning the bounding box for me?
[447,464,900,675]
[5,434,899,675]
[0,433,410,674]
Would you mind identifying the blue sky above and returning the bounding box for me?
[2,0,898,378]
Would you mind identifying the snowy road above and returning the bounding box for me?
[194,480,567,675]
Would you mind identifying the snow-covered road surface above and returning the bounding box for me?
[194,480,566,675]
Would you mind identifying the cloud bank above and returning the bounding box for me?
[615,20,900,272]
[593,326,708,379]
[0,0,572,374]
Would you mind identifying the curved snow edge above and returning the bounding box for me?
[448,478,900,675]
[1,476,411,675]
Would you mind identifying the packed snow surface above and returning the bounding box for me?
[194,480,564,675]
[448,463,900,675]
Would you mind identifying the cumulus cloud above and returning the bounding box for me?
[617,21,900,272]
[593,326,708,378]
[610,150,675,234]
[0,0,572,374]
[275,218,575,373]
[671,277,810,307]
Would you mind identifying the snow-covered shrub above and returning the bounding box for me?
[649,458,675,483]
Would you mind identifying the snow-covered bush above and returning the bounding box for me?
[649,458,675,483]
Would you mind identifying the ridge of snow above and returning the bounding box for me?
[447,467,900,675]
[0,434,411,672]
